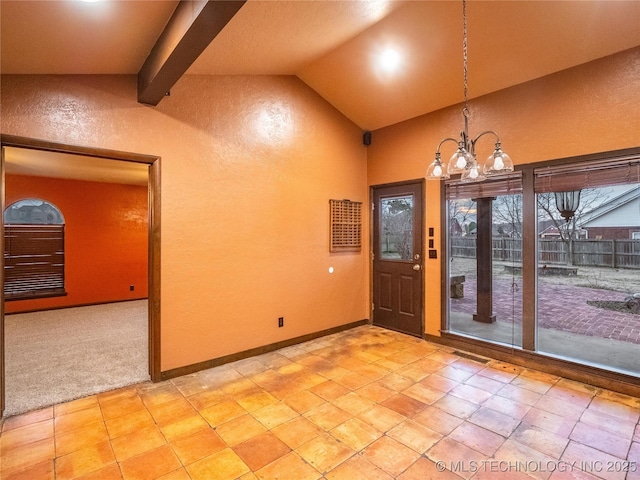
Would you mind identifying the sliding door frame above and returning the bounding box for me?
[434,147,640,397]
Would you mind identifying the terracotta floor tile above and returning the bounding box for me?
[387,419,442,454]
[561,441,627,480]
[406,359,445,376]
[55,421,109,457]
[1,437,55,478]
[451,358,488,374]
[155,468,191,480]
[356,382,396,403]
[74,463,123,480]
[570,422,631,458]
[54,440,115,480]
[187,388,229,411]
[493,439,558,480]
[432,394,479,419]
[332,392,375,416]
[449,421,506,456]
[233,431,291,471]
[419,374,460,393]
[381,393,427,418]
[169,428,226,466]
[358,404,406,432]
[428,351,460,365]
[296,432,355,474]
[510,374,554,395]
[396,456,464,480]
[468,406,521,437]
[545,384,594,409]
[498,384,543,407]
[220,377,261,397]
[215,414,267,446]
[97,386,139,404]
[200,399,247,427]
[251,402,299,429]
[255,451,321,480]
[394,364,431,383]
[596,389,640,409]
[147,398,196,426]
[233,358,270,376]
[171,375,212,398]
[235,389,279,412]
[310,380,352,402]
[635,424,640,443]
[325,455,393,480]
[465,374,507,394]
[1,407,53,433]
[412,405,464,435]
[1,419,54,453]
[588,396,640,423]
[483,395,531,420]
[119,444,181,480]
[303,403,351,431]
[271,416,323,449]
[402,382,446,405]
[426,437,488,480]
[2,460,54,480]
[437,365,474,383]
[385,350,421,365]
[535,395,586,422]
[99,394,146,421]
[377,373,415,392]
[580,408,637,439]
[361,436,421,477]
[139,384,184,408]
[511,423,569,459]
[110,425,166,462]
[54,397,99,418]
[477,365,519,384]
[104,408,155,439]
[334,372,375,390]
[54,406,104,436]
[372,358,403,372]
[160,413,209,442]
[283,390,326,414]
[186,447,250,480]
[330,417,382,451]
[355,364,390,381]
[523,407,577,438]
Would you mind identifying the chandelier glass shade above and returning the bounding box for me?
[426,0,513,182]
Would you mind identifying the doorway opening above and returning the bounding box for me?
[0,135,161,419]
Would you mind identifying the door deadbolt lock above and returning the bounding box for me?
[414,253,421,260]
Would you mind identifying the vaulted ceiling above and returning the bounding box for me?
[3,0,639,131]
[2,1,639,184]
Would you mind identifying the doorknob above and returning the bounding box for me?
[413,264,421,271]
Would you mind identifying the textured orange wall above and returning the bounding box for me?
[0,75,369,371]
[4,174,149,314]
[367,47,640,336]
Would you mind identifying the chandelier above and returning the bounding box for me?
[426,0,513,182]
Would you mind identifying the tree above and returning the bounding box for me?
[493,194,523,238]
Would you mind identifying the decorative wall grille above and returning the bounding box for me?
[330,199,362,252]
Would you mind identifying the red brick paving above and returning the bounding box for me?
[452,278,640,344]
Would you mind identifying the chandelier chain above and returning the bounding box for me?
[462,0,469,114]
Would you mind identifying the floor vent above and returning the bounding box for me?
[453,350,490,364]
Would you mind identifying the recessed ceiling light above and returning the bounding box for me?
[380,48,401,72]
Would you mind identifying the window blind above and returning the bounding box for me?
[445,171,523,199]
[534,153,640,193]
[4,224,66,300]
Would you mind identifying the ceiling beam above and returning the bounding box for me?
[137,0,246,106]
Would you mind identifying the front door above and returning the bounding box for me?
[372,180,424,337]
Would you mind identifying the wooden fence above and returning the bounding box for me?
[451,237,640,269]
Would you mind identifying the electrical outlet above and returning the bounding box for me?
[130,285,135,291]
[278,317,284,328]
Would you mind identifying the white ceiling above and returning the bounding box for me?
[2,0,640,183]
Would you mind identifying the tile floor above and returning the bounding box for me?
[1,325,639,480]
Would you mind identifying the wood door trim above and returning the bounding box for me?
[371,179,425,338]
[0,134,162,418]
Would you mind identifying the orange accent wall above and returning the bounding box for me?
[4,174,149,314]
[0,74,370,371]
[367,47,640,336]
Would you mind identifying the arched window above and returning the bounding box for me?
[4,199,66,300]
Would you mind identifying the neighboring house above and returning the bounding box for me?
[578,187,640,239]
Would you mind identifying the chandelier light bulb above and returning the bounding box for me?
[455,153,467,169]
[494,155,504,170]
[433,164,442,177]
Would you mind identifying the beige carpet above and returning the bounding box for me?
[4,300,150,416]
